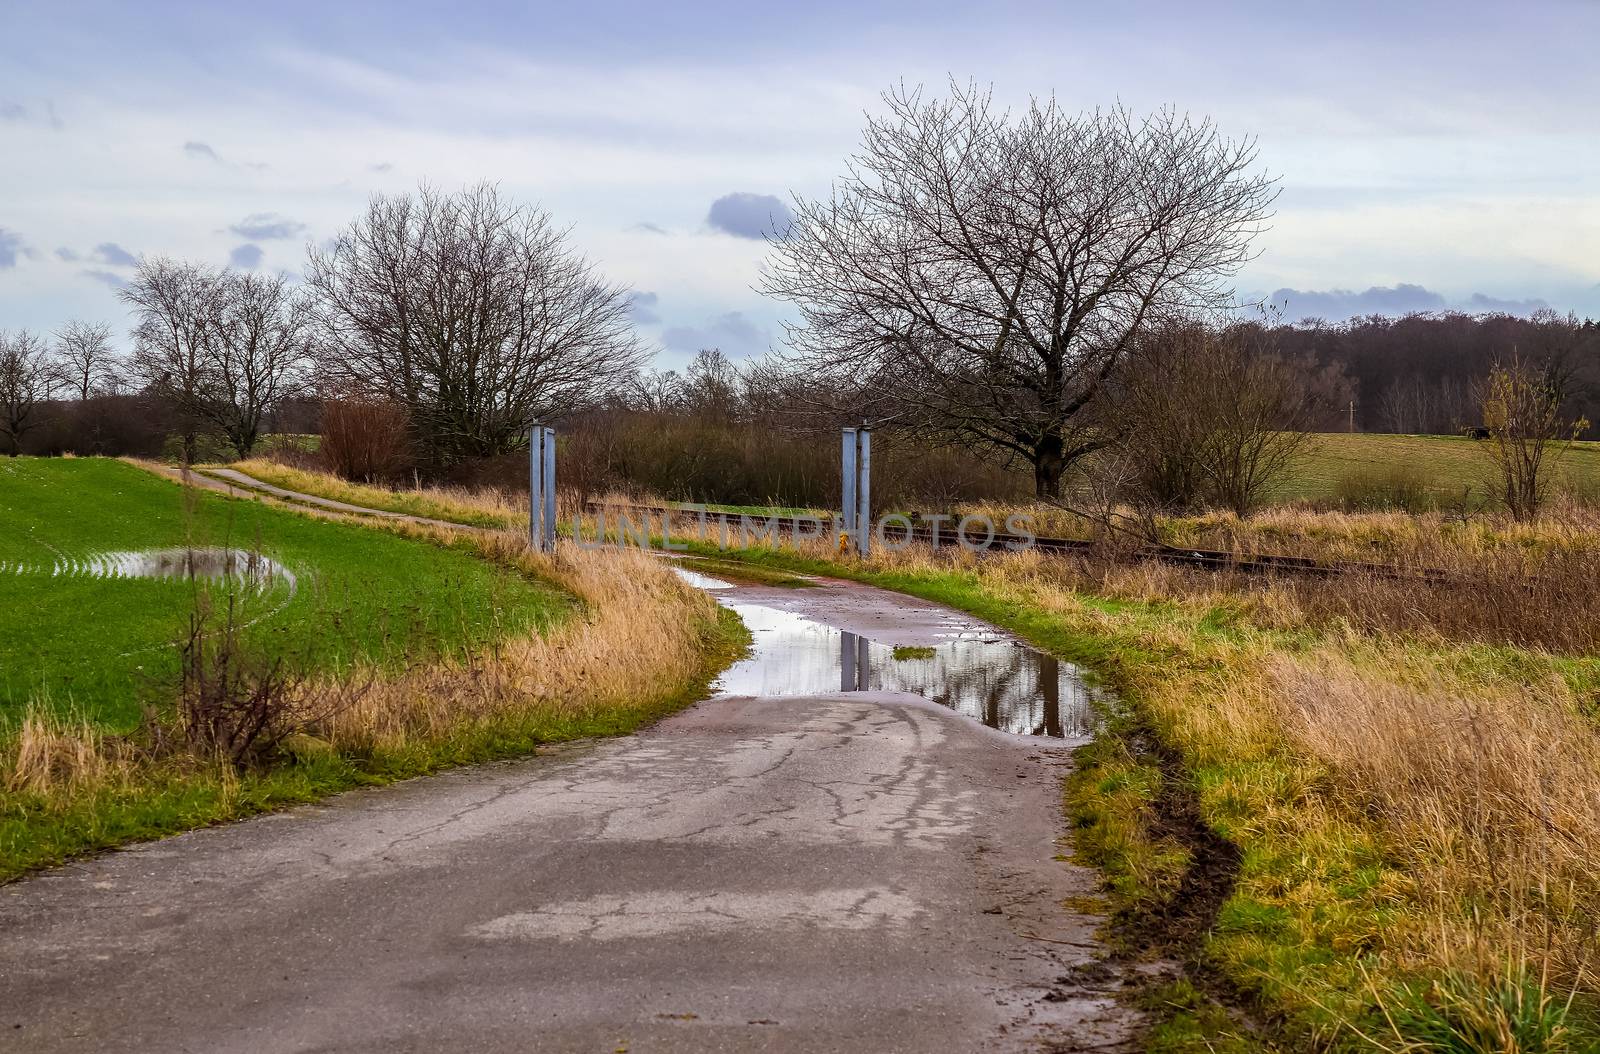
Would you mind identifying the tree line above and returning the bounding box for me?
[2,83,1593,520]
[1,184,643,466]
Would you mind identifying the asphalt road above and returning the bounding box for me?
[0,577,1142,1053]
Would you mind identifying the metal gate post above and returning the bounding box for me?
[542,425,557,551]
[855,427,871,558]
[841,428,857,553]
[529,424,557,552]
[840,426,872,557]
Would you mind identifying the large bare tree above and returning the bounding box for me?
[762,84,1279,497]
[122,261,312,460]
[306,183,644,466]
[0,330,61,456]
[122,258,219,464]
[55,320,120,401]
[205,272,313,457]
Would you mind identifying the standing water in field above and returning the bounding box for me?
[0,548,295,594]
[676,566,1096,739]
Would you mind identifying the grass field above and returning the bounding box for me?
[0,458,569,730]
[1278,431,1600,504]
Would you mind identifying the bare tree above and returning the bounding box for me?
[0,330,61,455]
[306,183,645,467]
[122,258,220,464]
[1195,326,1344,516]
[205,272,313,457]
[1478,354,1587,521]
[762,84,1278,497]
[1113,321,1344,516]
[122,262,310,460]
[55,320,119,401]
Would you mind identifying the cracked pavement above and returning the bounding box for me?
[0,577,1142,1053]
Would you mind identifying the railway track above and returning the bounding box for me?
[580,500,1453,583]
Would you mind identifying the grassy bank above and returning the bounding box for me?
[1,460,746,880]
[230,459,825,528]
[691,538,1600,1051]
[228,458,523,528]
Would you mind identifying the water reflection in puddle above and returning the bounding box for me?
[0,547,294,592]
[711,599,1096,740]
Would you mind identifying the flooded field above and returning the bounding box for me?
[679,567,1096,739]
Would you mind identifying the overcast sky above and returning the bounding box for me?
[3,0,1598,368]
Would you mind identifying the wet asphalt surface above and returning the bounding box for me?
[0,575,1143,1053]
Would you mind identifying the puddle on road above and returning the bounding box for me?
[0,547,295,593]
[680,568,1095,739]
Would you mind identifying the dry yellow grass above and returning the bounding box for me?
[959,496,1600,566]
[232,458,527,527]
[317,531,717,752]
[5,709,130,797]
[1271,649,1600,989]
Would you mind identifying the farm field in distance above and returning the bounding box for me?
[0,457,570,730]
[1278,431,1600,503]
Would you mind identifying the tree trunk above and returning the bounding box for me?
[1033,432,1066,498]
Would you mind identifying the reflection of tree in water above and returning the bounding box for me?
[837,633,1093,738]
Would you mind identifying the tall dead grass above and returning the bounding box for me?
[234,458,526,528]
[963,497,1600,566]
[4,709,132,797]
[1271,651,1600,991]
[316,532,716,752]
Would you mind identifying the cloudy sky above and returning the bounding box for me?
[3,0,1598,368]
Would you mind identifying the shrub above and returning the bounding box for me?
[320,397,411,482]
[172,590,360,769]
[1332,465,1434,512]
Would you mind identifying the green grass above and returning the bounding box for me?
[684,555,815,587]
[1277,432,1600,504]
[0,458,570,730]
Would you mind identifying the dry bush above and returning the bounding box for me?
[172,594,365,768]
[320,397,411,482]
